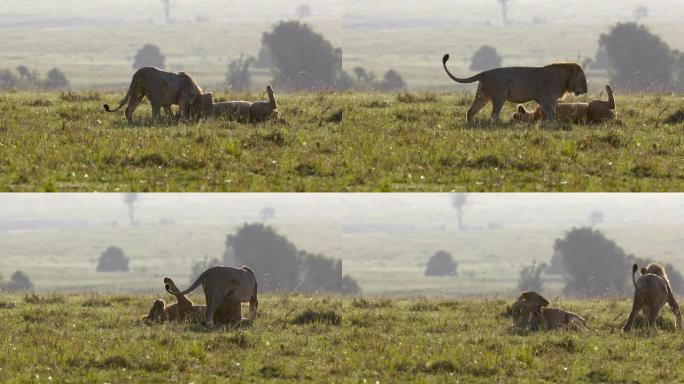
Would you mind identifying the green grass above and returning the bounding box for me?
[1,293,683,383]
[1,90,683,191]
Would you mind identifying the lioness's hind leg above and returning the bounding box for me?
[125,94,144,123]
[466,87,489,123]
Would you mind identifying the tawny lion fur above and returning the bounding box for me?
[512,291,587,330]
[198,85,279,122]
[142,277,244,325]
[165,266,258,327]
[512,85,616,124]
[442,54,587,123]
[103,67,207,122]
[623,263,682,331]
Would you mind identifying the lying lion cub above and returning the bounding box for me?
[142,277,244,325]
[512,85,615,124]
[209,85,279,122]
[513,291,587,330]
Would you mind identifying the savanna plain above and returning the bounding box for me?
[1,293,682,383]
[1,91,683,191]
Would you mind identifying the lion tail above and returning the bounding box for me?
[266,85,277,110]
[103,71,139,112]
[631,264,639,289]
[442,54,483,84]
[242,266,258,320]
[165,271,205,296]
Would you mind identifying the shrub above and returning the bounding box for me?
[470,45,502,71]
[599,22,675,91]
[5,270,34,292]
[425,250,458,277]
[226,54,255,91]
[133,44,166,70]
[518,261,547,292]
[261,21,342,89]
[96,246,130,272]
[44,68,69,90]
[379,70,406,91]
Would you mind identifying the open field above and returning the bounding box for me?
[1,293,683,383]
[1,91,683,191]
[0,0,342,89]
[343,0,684,89]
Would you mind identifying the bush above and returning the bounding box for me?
[341,275,361,295]
[555,227,631,296]
[226,54,255,91]
[518,261,547,292]
[44,68,69,90]
[133,44,166,70]
[299,252,342,293]
[96,246,130,272]
[425,250,458,277]
[261,21,342,89]
[226,223,301,291]
[379,70,406,91]
[5,270,34,292]
[470,45,502,71]
[599,22,675,91]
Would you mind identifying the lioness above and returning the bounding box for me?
[442,54,587,123]
[623,263,682,331]
[513,291,587,330]
[103,67,207,122]
[202,85,279,122]
[512,85,616,124]
[142,277,244,324]
[165,266,258,327]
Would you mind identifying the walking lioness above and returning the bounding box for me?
[103,67,207,122]
[442,54,587,123]
[165,266,258,327]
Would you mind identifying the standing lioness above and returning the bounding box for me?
[103,67,206,122]
[442,54,587,123]
[165,266,258,327]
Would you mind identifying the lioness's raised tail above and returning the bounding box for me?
[442,54,485,84]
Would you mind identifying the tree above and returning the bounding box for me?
[5,271,34,292]
[518,261,547,292]
[16,65,29,79]
[342,274,361,295]
[555,227,631,296]
[425,250,458,277]
[44,68,69,89]
[0,70,17,90]
[589,46,610,70]
[599,22,675,92]
[123,193,139,226]
[299,252,342,293]
[226,54,255,91]
[160,0,176,23]
[588,211,604,226]
[633,5,649,22]
[133,44,166,70]
[451,193,467,230]
[226,223,301,291]
[97,246,130,272]
[253,46,272,69]
[378,69,406,90]
[295,4,311,19]
[496,0,514,25]
[262,21,342,90]
[470,45,502,71]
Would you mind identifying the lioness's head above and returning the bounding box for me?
[518,291,550,310]
[566,63,588,96]
[191,92,214,119]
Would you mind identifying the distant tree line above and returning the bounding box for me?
[0,66,69,91]
[190,223,361,295]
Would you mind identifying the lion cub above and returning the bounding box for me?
[512,85,615,124]
[211,85,279,122]
[512,291,587,330]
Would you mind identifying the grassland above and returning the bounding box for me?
[1,293,683,383]
[1,90,683,191]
